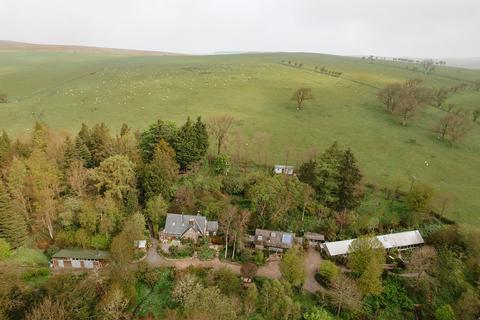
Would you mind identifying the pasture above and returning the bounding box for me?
[0,51,479,227]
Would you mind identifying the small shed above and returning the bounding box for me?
[304,232,325,246]
[51,249,110,269]
[274,165,294,175]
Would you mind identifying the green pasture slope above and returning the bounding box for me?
[0,50,479,228]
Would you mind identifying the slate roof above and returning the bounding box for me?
[164,213,218,237]
[323,230,424,256]
[52,249,110,260]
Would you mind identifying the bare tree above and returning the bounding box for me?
[231,209,250,260]
[0,94,8,104]
[219,206,238,259]
[377,83,403,114]
[434,112,473,143]
[207,115,236,155]
[329,274,363,316]
[421,59,436,74]
[291,88,314,111]
[407,246,437,280]
[395,79,433,126]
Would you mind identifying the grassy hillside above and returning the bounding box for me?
[0,50,479,227]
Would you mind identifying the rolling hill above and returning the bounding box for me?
[0,44,479,228]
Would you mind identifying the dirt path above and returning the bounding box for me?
[145,239,320,292]
[303,247,324,294]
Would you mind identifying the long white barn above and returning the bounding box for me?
[323,230,424,257]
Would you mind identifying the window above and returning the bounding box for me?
[258,235,263,241]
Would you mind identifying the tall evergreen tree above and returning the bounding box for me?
[89,122,113,167]
[0,130,11,168]
[193,116,209,158]
[335,149,362,211]
[0,181,27,248]
[139,120,177,162]
[174,117,209,169]
[141,139,179,201]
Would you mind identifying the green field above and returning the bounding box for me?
[0,51,479,227]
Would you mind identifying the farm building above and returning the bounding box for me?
[51,249,110,269]
[304,232,325,247]
[323,230,424,257]
[161,213,218,242]
[249,228,302,252]
[273,165,294,175]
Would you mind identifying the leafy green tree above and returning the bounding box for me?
[144,194,168,237]
[260,279,301,320]
[184,285,237,320]
[280,245,306,288]
[318,260,340,286]
[303,307,335,320]
[358,258,384,295]
[348,235,385,274]
[435,304,456,320]
[173,117,209,169]
[336,148,362,211]
[91,155,136,201]
[139,119,177,162]
[247,174,305,228]
[141,139,179,201]
[0,181,27,248]
[405,183,433,225]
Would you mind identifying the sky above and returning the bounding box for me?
[1,0,479,58]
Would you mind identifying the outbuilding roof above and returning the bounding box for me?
[52,249,110,260]
[304,232,325,241]
[323,230,424,256]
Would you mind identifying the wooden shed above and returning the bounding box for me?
[51,249,110,269]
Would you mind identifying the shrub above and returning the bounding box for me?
[254,250,265,266]
[0,238,12,260]
[434,304,456,320]
[318,260,340,286]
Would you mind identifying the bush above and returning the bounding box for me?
[0,238,12,260]
[22,268,50,282]
[254,250,265,266]
[90,234,109,250]
[198,245,216,260]
[318,260,340,286]
[434,304,456,320]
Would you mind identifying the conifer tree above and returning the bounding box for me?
[174,117,209,169]
[0,181,27,248]
[139,120,177,162]
[0,130,11,167]
[335,149,362,211]
[141,139,179,201]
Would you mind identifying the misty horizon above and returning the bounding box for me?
[1,0,479,59]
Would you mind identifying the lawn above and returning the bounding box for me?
[0,51,479,228]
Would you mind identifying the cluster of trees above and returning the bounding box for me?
[377,79,475,143]
[377,79,433,126]
[281,60,304,68]
[314,66,342,77]
[0,117,208,253]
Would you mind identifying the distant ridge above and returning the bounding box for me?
[0,40,180,56]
